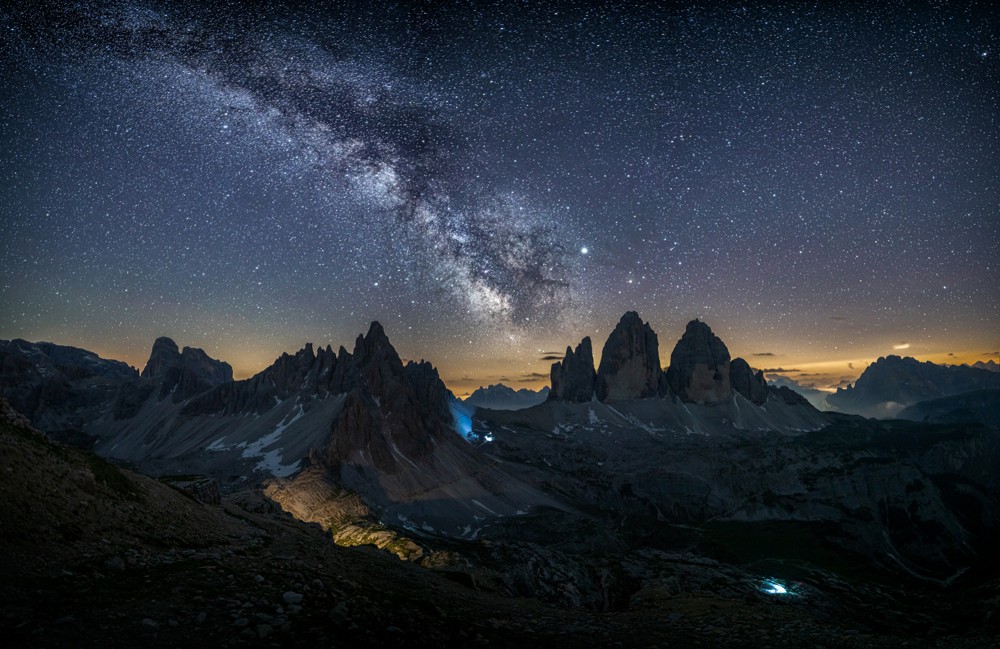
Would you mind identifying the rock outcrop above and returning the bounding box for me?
[140,337,183,380]
[595,313,660,401]
[182,343,344,416]
[665,320,732,404]
[0,396,34,431]
[0,339,138,430]
[730,358,767,405]
[325,322,455,473]
[140,337,233,402]
[549,337,596,402]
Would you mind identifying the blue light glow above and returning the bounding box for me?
[449,400,474,440]
[760,579,788,595]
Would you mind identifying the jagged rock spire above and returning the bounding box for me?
[549,337,596,402]
[730,358,767,405]
[595,312,660,401]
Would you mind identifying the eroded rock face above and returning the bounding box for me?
[665,320,731,404]
[140,337,182,380]
[0,339,138,430]
[595,312,660,401]
[730,358,767,405]
[549,337,596,402]
[182,343,342,415]
[324,322,454,473]
[140,337,233,402]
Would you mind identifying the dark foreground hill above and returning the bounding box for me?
[2,398,999,648]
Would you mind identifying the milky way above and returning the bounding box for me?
[1,1,997,394]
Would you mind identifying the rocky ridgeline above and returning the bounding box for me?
[464,384,549,410]
[548,337,597,402]
[0,339,139,430]
[548,313,775,406]
[180,343,349,416]
[827,354,1000,417]
[324,322,455,473]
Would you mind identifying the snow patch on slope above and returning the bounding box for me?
[240,404,305,477]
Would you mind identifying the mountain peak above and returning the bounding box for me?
[549,336,596,402]
[730,357,767,405]
[595,312,660,401]
[665,319,732,404]
[828,354,1000,417]
[366,320,389,344]
[140,337,232,401]
[141,337,181,379]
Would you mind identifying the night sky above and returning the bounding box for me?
[1,1,997,397]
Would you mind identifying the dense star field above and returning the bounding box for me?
[1,1,997,396]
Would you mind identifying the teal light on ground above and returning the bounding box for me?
[449,401,474,440]
[760,579,789,595]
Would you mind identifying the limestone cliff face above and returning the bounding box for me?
[665,320,731,404]
[0,339,138,430]
[549,337,596,402]
[140,337,233,403]
[324,322,453,473]
[182,343,344,416]
[595,312,660,401]
[730,358,767,405]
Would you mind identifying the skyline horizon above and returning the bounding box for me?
[3,312,996,399]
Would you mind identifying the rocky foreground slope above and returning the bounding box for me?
[2,398,998,648]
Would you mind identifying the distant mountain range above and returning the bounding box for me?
[826,355,1000,418]
[766,375,830,410]
[972,359,999,373]
[2,314,999,626]
[464,384,549,410]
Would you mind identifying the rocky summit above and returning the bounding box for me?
[595,312,661,401]
[665,319,733,404]
[325,322,451,472]
[549,336,597,402]
[139,336,233,402]
[730,357,767,405]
